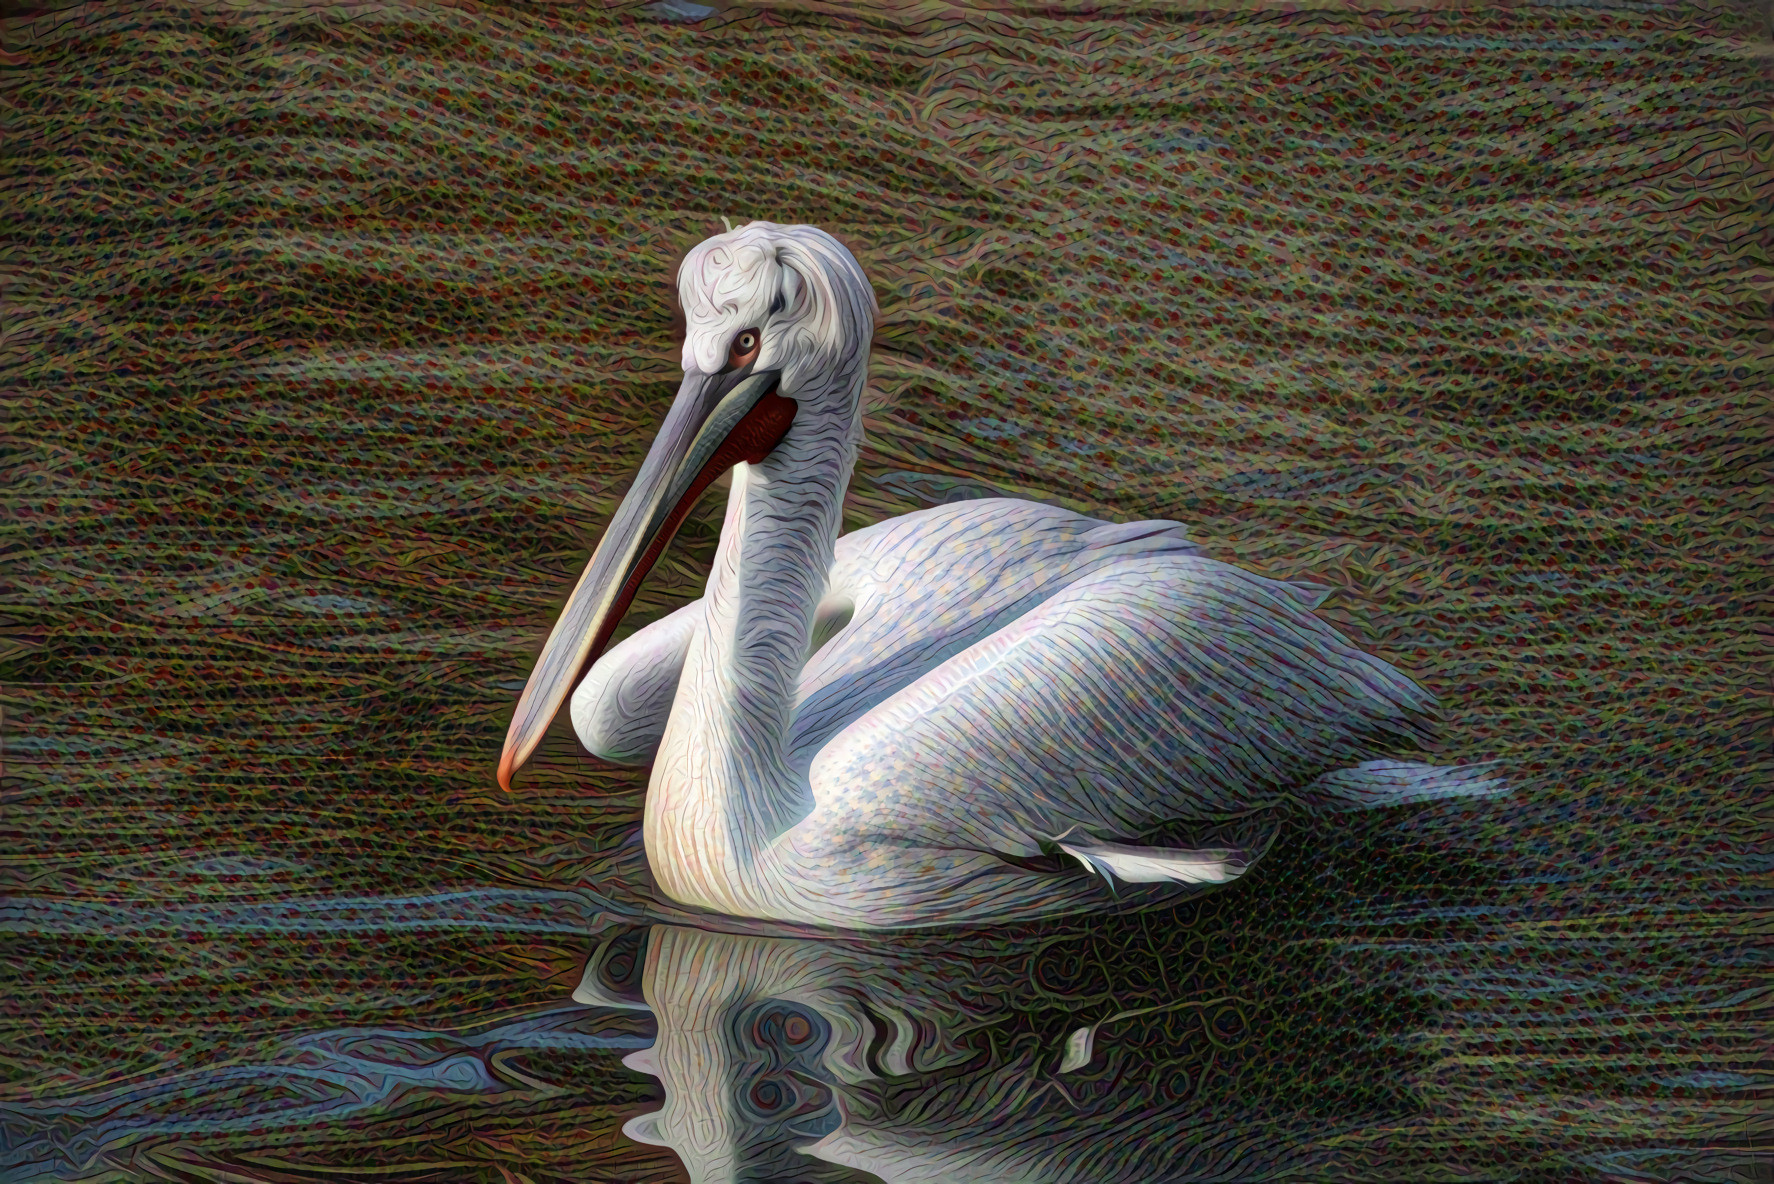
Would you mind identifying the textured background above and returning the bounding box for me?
[2,0,1768,1180]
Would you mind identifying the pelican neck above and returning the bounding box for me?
[642,425,855,913]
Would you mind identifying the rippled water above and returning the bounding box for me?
[5,0,1764,1179]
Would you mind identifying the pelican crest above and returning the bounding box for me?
[498,222,1503,929]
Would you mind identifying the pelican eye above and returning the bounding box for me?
[727,327,761,370]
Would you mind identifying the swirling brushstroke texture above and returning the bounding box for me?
[2,0,1765,1180]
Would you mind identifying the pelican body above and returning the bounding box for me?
[498,223,1501,930]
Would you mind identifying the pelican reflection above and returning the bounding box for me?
[579,897,1432,1184]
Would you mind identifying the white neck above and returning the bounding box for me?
[643,376,861,915]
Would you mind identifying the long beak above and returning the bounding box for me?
[497,367,794,790]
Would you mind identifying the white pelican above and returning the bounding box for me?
[498,222,1502,929]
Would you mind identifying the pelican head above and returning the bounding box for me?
[677,221,877,420]
[498,222,877,789]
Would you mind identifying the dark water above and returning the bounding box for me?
[9,807,1763,1182]
[5,0,1765,1180]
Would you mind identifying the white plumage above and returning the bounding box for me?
[500,222,1503,929]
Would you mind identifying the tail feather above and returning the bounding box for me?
[1302,760,1509,812]
[1050,826,1249,893]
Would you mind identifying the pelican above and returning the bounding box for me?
[498,222,1502,929]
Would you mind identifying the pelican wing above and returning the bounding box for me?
[568,599,700,765]
[803,555,1440,862]
[570,498,1211,766]
[789,499,1209,765]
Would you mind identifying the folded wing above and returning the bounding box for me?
[804,555,1441,861]
[569,498,1209,766]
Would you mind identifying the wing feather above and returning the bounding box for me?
[569,498,1207,766]
[804,555,1437,859]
